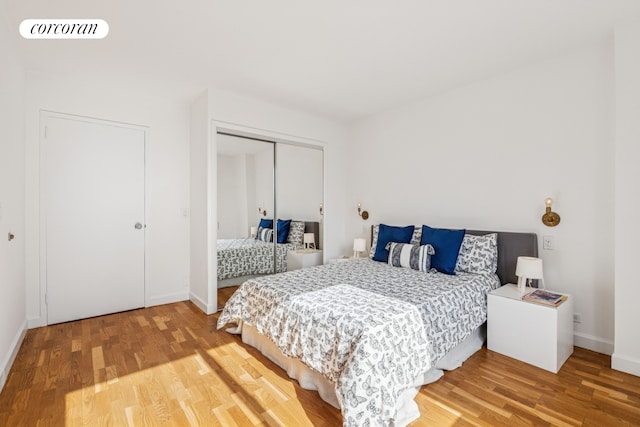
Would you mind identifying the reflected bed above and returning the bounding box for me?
[217,238,294,281]
[216,221,320,287]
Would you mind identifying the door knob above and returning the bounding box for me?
[134,222,143,230]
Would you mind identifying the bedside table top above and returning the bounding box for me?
[293,249,322,254]
[336,256,367,260]
[490,283,570,302]
[490,284,534,300]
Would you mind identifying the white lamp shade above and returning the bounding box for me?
[515,256,544,279]
[303,233,315,245]
[250,226,257,237]
[353,238,367,252]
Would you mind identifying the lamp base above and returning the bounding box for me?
[517,276,527,294]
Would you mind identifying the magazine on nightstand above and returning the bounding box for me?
[522,289,568,307]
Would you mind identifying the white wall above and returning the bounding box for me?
[349,40,615,354]
[253,148,275,222]
[277,144,324,224]
[217,154,248,238]
[0,17,27,391]
[217,143,324,239]
[613,20,640,376]
[25,72,191,326]
[189,92,212,313]
[245,155,257,234]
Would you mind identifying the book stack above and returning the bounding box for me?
[522,289,567,307]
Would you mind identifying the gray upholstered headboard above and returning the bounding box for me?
[466,230,538,285]
[370,226,538,285]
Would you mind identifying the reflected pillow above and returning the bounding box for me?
[372,224,415,262]
[256,218,273,239]
[256,227,273,242]
[276,219,292,244]
[420,225,465,275]
[287,221,306,247]
[258,218,273,229]
[386,242,435,272]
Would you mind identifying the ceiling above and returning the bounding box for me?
[3,0,640,122]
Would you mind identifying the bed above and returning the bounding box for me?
[217,221,320,286]
[217,226,537,426]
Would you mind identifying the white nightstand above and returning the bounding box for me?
[287,250,323,271]
[487,284,574,373]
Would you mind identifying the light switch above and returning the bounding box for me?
[543,235,554,250]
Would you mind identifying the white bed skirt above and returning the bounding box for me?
[233,322,486,426]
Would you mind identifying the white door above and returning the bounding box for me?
[43,114,145,324]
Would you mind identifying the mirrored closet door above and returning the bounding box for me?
[275,143,324,272]
[216,133,275,291]
[216,132,324,305]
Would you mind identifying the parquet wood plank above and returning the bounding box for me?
[1,292,639,426]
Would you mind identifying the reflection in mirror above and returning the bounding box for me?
[275,143,324,272]
[216,132,324,309]
[216,133,275,295]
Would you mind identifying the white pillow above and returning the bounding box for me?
[386,242,435,272]
[287,221,306,247]
[455,233,498,275]
[257,227,273,243]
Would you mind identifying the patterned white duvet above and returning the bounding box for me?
[216,238,295,280]
[217,259,500,426]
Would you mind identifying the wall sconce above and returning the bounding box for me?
[541,197,560,227]
[257,206,267,217]
[319,203,323,216]
[357,202,369,220]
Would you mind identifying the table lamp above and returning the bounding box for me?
[303,233,315,250]
[353,238,366,258]
[515,256,544,293]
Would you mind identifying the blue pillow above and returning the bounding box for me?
[373,224,415,262]
[258,218,273,229]
[420,225,465,275]
[276,219,292,244]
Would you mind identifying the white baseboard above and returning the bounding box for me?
[27,290,190,328]
[189,291,217,315]
[0,320,28,392]
[612,352,640,377]
[574,332,614,355]
[146,290,189,307]
[27,317,46,329]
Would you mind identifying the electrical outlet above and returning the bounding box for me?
[573,313,582,323]
[543,235,554,250]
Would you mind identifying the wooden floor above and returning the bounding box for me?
[1,290,639,426]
